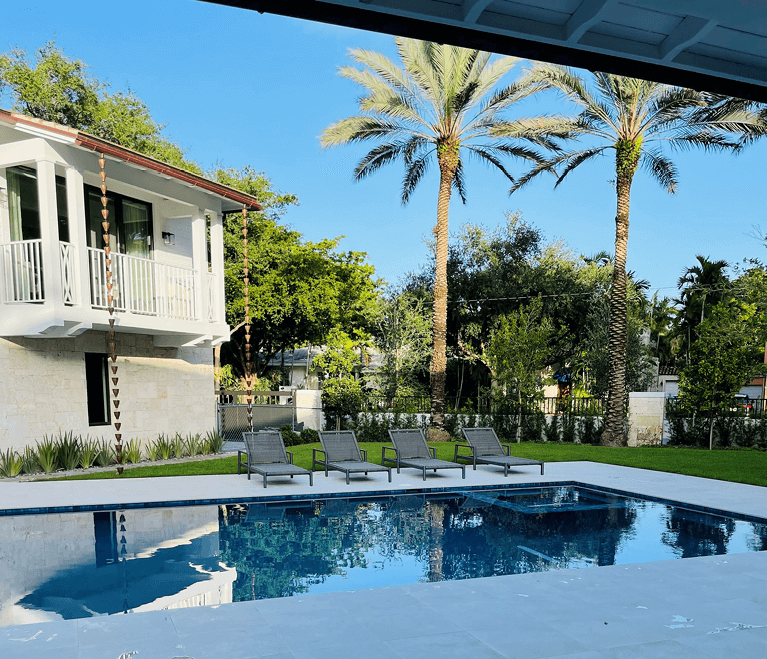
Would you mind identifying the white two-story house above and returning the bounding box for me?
[0,109,261,451]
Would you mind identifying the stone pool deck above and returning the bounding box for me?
[0,461,765,658]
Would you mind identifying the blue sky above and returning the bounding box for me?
[3,0,767,297]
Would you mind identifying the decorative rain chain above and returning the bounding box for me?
[242,205,253,431]
[99,155,123,474]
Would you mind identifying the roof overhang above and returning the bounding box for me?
[204,0,767,102]
[0,109,262,212]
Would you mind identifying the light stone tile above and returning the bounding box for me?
[386,631,506,659]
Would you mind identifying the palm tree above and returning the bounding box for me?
[498,66,746,446]
[321,39,567,436]
[675,255,730,363]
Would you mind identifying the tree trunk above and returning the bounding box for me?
[429,145,457,439]
[602,140,640,447]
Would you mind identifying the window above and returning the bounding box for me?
[6,166,70,242]
[85,353,110,426]
[6,166,40,241]
[85,186,152,257]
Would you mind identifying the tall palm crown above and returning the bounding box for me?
[321,38,564,433]
[500,65,745,445]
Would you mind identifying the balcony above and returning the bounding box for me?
[1,239,224,345]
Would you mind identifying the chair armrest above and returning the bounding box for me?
[286,451,294,464]
[382,446,399,466]
[453,443,474,462]
[429,446,436,458]
[312,448,326,460]
[502,444,511,456]
[360,448,368,461]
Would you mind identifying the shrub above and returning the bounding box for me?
[561,414,577,444]
[145,438,160,461]
[171,433,184,458]
[21,446,38,474]
[578,416,603,445]
[184,433,203,457]
[280,424,301,447]
[544,415,560,443]
[0,449,23,478]
[299,428,319,444]
[36,436,59,473]
[520,413,545,443]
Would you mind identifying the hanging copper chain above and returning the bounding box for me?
[242,205,252,431]
[99,154,123,474]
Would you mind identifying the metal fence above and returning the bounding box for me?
[216,390,298,442]
[666,396,767,420]
[361,395,603,416]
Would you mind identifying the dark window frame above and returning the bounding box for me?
[84,352,111,426]
[84,184,154,257]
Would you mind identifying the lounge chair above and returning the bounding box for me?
[314,430,392,484]
[238,430,314,488]
[384,429,465,481]
[456,427,544,476]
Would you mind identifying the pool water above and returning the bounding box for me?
[1,485,765,626]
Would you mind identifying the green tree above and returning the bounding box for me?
[501,68,746,445]
[674,255,730,364]
[678,301,767,449]
[371,290,432,398]
[0,42,198,171]
[321,38,565,438]
[313,330,366,427]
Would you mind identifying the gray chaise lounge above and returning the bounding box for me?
[314,430,392,484]
[238,430,314,488]
[456,427,544,476]
[384,429,465,481]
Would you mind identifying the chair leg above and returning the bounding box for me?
[422,468,426,481]
[541,464,544,475]
[263,474,267,488]
[309,472,313,486]
[387,469,391,483]
[461,466,465,479]
[346,472,350,485]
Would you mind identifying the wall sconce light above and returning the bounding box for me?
[162,231,175,245]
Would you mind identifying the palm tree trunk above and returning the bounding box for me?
[429,148,457,438]
[602,140,640,446]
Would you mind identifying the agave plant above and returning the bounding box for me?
[184,433,203,457]
[145,438,160,462]
[155,433,173,460]
[79,437,98,469]
[205,430,225,454]
[95,438,115,467]
[36,436,58,473]
[0,449,24,478]
[171,433,184,458]
[55,430,82,471]
[21,446,38,474]
[124,438,142,464]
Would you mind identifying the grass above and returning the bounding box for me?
[45,442,767,488]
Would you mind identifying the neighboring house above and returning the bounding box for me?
[0,109,260,451]
[656,366,766,400]
[265,346,382,390]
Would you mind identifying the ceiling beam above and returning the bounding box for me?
[462,0,493,25]
[660,16,716,62]
[565,0,614,44]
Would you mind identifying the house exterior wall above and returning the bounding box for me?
[0,331,215,452]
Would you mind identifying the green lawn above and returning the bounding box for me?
[47,442,767,488]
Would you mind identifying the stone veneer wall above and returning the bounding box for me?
[0,331,215,452]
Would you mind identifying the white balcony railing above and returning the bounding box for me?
[88,247,198,321]
[1,239,44,303]
[59,241,77,305]
[205,272,217,323]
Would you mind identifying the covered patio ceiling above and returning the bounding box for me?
[204,0,767,102]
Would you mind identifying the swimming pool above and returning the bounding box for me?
[1,484,764,626]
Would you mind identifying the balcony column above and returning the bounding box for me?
[209,210,224,324]
[65,167,88,308]
[36,159,63,311]
[191,207,207,321]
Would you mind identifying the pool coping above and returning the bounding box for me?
[3,479,767,528]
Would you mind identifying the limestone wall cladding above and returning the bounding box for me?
[628,392,666,447]
[0,331,214,452]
